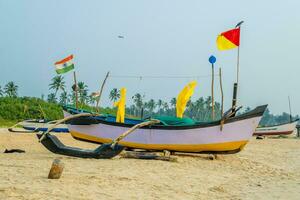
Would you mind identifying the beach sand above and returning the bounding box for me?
[0,128,299,200]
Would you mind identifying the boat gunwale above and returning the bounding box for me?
[64,104,267,130]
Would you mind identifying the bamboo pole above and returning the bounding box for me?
[219,68,224,117]
[96,72,110,113]
[211,63,215,120]
[73,71,79,109]
[288,96,292,122]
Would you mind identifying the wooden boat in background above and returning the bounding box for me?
[20,119,69,132]
[253,119,298,136]
[62,105,267,154]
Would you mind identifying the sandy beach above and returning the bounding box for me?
[0,128,299,200]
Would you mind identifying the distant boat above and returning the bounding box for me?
[62,105,267,154]
[20,119,69,133]
[253,119,298,136]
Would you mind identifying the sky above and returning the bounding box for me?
[0,0,300,115]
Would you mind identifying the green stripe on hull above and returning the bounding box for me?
[56,64,74,74]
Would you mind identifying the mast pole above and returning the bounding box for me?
[96,71,110,113]
[288,96,292,122]
[73,71,78,109]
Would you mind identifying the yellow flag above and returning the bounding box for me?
[176,81,197,118]
[114,88,126,123]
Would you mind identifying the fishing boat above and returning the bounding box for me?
[16,119,69,132]
[62,105,267,154]
[253,119,298,136]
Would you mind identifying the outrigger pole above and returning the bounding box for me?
[96,71,110,113]
[231,21,244,114]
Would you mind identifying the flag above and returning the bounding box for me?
[54,55,75,74]
[216,28,240,50]
[91,91,100,97]
[114,88,126,123]
[176,81,197,118]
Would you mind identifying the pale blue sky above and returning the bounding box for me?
[0,0,300,114]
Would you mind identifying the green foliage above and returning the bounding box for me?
[0,96,63,121]
[4,81,18,97]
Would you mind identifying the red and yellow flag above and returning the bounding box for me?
[216,28,240,50]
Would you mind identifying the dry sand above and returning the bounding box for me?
[0,128,300,200]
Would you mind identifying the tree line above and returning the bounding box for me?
[0,78,298,126]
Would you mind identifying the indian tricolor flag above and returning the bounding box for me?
[54,55,75,74]
[216,27,240,51]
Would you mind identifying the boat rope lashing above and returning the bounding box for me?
[220,106,242,131]
[38,112,99,142]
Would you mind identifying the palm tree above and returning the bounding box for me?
[49,76,66,97]
[109,88,120,103]
[132,93,143,116]
[147,99,156,114]
[0,86,3,97]
[88,94,97,106]
[59,91,68,105]
[157,99,163,115]
[163,102,169,113]
[170,97,176,108]
[47,93,57,103]
[4,81,18,97]
[77,81,88,104]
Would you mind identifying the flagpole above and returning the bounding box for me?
[211,63,215,120]
[209,55,216,120]
[73,71,78,109]
[232,21,243,114]
[96,71,110,113]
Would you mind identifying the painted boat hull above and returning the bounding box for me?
[63,105,267,153]
[253,120,298,136]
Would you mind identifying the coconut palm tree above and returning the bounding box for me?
[77,81,88,104]
[4,81,18,97]
[109,88,120,103]
[59,91,68,105]
[163,102,169,113]
[88,94,97,106]
[147,99,156,114]
[132,93,143,116]
[157,99,163,115]
[47,93,57,103]
[49,76,66,97]
[170,97,176,108]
